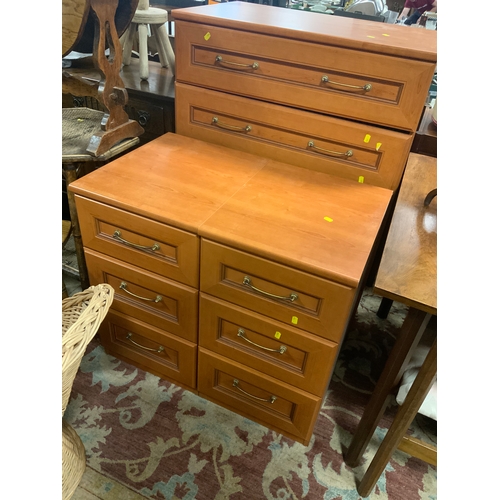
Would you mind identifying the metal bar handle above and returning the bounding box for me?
[113,230,160,252]
[120,281,162,303]
[125,333,165,353]
[237,328,287,354]
[321,75,372,92]
[215,55,259,70]
[242,276,298,302]
[233,379,277,404]
[307,141,353,158]
[212,117,252,132]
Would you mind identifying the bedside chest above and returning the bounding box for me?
[172,2,437,190]
[70,133,392,444]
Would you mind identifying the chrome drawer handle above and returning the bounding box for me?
[237,328,287,354]
[242,276,298,302]
[215,55,259,70]
[233,379,277,404]
[113,230,160,252]
[307,141,353,158]
[321,75,372,92]
[119,281,162,303]
[125,333,165,353]
[212,116,252,132]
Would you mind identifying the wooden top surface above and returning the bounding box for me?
[63,58,175,100]
[69,133,392,286]
[199,160,392,286]
[172,2,437,62]
[374,153,437,313]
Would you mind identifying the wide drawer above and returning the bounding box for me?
[86,249,198,342]
[200,239,355,341]
[199,294,338,396]
[176,83,412,190]
[100,310,197,389]
[75,196,199,287]
[198,348,322,444]
[175,21,435,131]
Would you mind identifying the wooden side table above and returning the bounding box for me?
[63,108,140,289]
[344,153,437,497]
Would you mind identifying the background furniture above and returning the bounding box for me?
[62,284,115,500]
[63,108,140,289]
[121,0,176,80]
[63,58,175,144]
[344,153,437,496]
[69,133,392,444]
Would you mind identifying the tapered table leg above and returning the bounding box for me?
[344,307,431,467]
[357,337,437,497]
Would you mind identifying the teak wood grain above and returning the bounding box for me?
[373,153,437,314]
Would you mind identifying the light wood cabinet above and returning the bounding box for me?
[173,1,436,191]
[70,2,436,444]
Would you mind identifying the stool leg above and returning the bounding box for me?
[121,23,136,66]
[63,163,90,290]
[151,24,168,68]
[155,22,175,74]
[357,338,437,497]
[376,297,394,319]
[137,23,149,80]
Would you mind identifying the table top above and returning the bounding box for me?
[70,132,392,286]
[374,153,437,314]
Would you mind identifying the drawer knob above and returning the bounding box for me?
[237,328,287,354]
[119,281,162,303]
[242,276,298,302]
[125,332,165,353]
[215,54,259,70]
[321,75,372,92]
[212,116,252,133]
[307,141,353,158]
[233,379,277,404]
[137,110,150,127]
[113,230,161,253]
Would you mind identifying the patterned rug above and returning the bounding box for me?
[65,288,437,499]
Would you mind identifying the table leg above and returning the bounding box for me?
[63,163,90,290]
[344,307,431,467]
[357,337,437,497]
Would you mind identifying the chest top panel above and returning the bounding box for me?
[172,1,437,62]
[70,133,392,285]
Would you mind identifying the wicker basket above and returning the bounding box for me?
[62,284,114,500]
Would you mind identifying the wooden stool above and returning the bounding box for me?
[62,108,140,290]
[121,0,176,80]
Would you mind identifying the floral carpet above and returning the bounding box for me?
[65,288,437,500]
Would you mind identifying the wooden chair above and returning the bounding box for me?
[63,0,144,289]
[62,284,115,500]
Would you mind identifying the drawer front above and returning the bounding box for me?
[200,239,355,341]
[86,249,198,342]
[198,348,321,444]
[176,83,412,190]
[199,294,338,396]
[175,21,435,131]
[75,196,199,287]
[100,310,197,389]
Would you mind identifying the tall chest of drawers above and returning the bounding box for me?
[173,1,437,190]
[70,133,392,444]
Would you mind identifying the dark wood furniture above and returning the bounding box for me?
[344,153,437,497]
[411,105,437,157]
[63,58,175,144]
